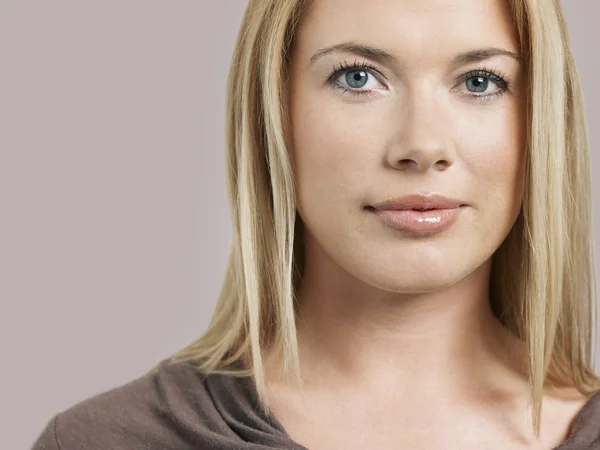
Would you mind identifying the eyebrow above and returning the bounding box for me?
[309,42,522,67]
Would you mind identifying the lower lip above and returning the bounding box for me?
[368,206,464,235]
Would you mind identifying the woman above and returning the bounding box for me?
[32,0,600,449]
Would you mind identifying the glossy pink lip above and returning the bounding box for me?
[367,194,467,235]
[370,194,465,211]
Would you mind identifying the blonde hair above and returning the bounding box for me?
[157,0,600,438]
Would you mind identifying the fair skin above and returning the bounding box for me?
[262,0,589,449]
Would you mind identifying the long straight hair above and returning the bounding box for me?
[159,0,600,437]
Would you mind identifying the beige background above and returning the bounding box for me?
[0,2,597,448]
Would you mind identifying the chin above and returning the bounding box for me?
[364,269,466,294]
[346,251,479,294]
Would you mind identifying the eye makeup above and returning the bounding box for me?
[326,58,513,102]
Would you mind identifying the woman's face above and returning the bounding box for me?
[288,0,526,293]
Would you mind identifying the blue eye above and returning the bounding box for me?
[460,69,510,101]
[345,69,370,89]
[467,76,490,93]
[328,59,384,97]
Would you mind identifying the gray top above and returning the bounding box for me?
[31,358,600,449]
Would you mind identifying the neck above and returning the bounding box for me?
[288,245,528,399]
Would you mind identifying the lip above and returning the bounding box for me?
[369,194,466,211]
[367,194,467,235]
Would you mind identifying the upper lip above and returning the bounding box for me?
[369,194,465,211]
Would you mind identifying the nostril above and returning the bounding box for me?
[399,159,417,167]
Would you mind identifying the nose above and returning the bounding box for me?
[386,92,455,172]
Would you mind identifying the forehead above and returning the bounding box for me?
[296,0,520,66]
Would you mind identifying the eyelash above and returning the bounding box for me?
[327,58,512,102]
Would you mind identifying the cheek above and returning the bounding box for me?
[458,107,526,224]
[290,97,387,214]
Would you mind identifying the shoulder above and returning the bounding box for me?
[554,387,600,448]
[570,389,600,431]
[30,359,234,450]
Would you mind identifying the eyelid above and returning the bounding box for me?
[329,59,510,83]
[328,59,387,84]
[454,67,511,89]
